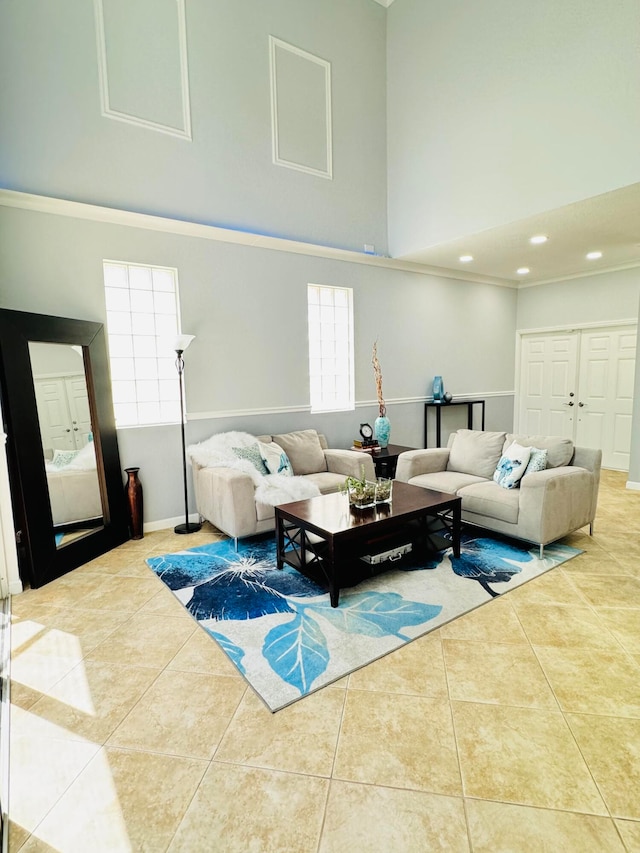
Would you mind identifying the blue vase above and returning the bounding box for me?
[374,415,391,448]
[432,375,444,402]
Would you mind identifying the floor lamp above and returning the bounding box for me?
[173,334,201,535]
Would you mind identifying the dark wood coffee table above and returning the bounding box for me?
[275,482,461,607]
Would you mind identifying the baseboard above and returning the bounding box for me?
[626,480,640,491]
[143,513,201,533]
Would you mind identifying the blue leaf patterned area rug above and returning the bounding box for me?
[146,533,581,712]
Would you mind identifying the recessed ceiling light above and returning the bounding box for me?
[459,254,473,263]
[586,251,602,260]
[517,267,530,275]
[530,235,548,244]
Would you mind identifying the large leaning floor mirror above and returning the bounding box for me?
[0,309,130,588]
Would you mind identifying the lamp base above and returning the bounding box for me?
[174,521,202,535]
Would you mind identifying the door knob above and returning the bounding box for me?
[562,401,574,407]
[65,428,71,432]
[578,402,585,407]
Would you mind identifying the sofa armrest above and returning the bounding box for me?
[518,466,596,544]
[395,449,450,483]
[192,465,258,539]
[324,449,376,480]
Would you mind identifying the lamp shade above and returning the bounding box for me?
[172,334,195,353]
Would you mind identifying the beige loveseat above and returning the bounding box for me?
[395,429,601,556]
[191,429,375,543]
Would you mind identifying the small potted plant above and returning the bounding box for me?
[343,464,376,509]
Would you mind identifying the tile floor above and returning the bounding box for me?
[7,469,640,852]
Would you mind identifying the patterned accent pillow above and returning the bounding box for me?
[259,441,293,477]
[232,444,268,475]
[51,448,81,469]
[493,441,531,490]
[523,447,548,476]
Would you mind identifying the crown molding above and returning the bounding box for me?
[0,189,515,288]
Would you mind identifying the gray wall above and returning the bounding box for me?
[0,202,517,524]
[387,0,640,257]
[0,0,387,255]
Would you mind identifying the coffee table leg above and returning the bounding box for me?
[452,501,461,558]
[327,542,340,607]
[275,513,284,569]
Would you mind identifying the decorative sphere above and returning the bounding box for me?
[443,392,453,403]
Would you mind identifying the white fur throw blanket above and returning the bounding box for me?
[186,430,320,506]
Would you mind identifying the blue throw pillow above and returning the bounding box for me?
[493,442,531,489]
[523,447,548,476]
[232,444,269,475]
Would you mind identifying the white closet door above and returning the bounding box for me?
[65,376,93,447]
[518,333,578,438]
[33,378,75,451]
[576,327,637,469]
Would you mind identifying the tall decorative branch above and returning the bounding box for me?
[372,340,386,417]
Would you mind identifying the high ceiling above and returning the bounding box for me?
[397,183,640,288]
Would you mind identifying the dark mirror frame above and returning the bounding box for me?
[0,309,130,588]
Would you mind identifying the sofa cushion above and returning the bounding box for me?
[272,429,327,475]
[447,430,507,479]
[493,441,531,489]
[458,481,520,524]
[523,447,548,476]
[409,471,487,494]
[305,471,349,495]
[259,440,293,476]
[506,434,573,468]
[232,444,269,475]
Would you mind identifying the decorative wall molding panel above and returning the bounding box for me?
[94,0,192,140]
[269,36,333,179]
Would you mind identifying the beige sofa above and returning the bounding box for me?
[395,429,601,556]
[191,429,375,543]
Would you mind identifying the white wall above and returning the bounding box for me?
[387,0,640,257]
[0,200,517,525]
[0,0,387,255]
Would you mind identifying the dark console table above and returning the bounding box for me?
[424,399,485,447]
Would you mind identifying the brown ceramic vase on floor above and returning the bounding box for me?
[124,467,144,540]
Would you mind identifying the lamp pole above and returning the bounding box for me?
[173,337,201,535]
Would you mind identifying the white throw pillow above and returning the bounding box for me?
[493,441,532,490]
[259,441,293,477]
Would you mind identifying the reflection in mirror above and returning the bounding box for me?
[29,342,104,549]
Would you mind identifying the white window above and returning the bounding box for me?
[103,261,182,427]
[307,284,354,413]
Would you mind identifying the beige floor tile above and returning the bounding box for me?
[615,818,640,850]
[8,819,31,852]
[77,575,162,613]
[440,596,529,643]
[533,645,640,716]
[348,632,448,697]
[166,624,243,677]
[595,607,640,655]
[506,568,588,605]
[11,636,86,697]
[443,639,557,709]
[451,701,606,813]
[9,706,101,836]
[334,689,462,795]
[137,585,195,618]
[23,746,207,853]
[561,550,621,575]
[319,780,469,852]
[569,574,640,608]
[513,603,619,650]
[108,669,246,759]
[567,713,640,819]
[86,612,196,669]
[168,762,328,852]
[9,681,43,713]
[16,573,107,609]
[28,661,161,744]
[465,798,626,852]
[215,686,344,776]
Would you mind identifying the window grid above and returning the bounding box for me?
[103,261,182,427]
[307,284,354,413]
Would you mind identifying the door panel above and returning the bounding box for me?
[576,328,637,469]
[518,334,578,438]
